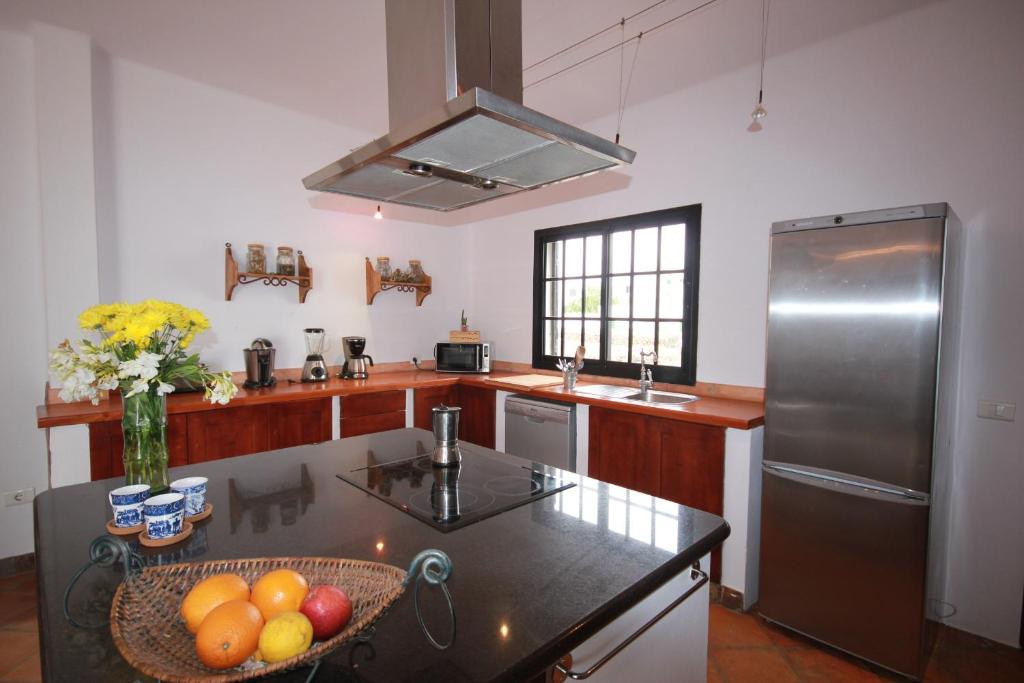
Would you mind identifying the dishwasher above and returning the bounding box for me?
[504,395,576,472]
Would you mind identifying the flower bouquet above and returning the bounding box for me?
[50,300,238,491]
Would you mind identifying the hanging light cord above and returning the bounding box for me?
[757,0,772,105]
[525,0,720,90]
[524,0,672,72]
[615,24,644,144]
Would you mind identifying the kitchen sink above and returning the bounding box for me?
[576,384,698,406]
[620,390,698,405]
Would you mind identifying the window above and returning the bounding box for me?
[532,204,700,385]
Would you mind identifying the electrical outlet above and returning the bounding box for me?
[4,488,35,507]
[977,400,1016,422]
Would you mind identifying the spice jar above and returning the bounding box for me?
[409,259,425,283]
[377,256,392,280]
[246,244,266,273]
[276,246,295,276]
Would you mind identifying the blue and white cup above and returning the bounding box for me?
[108,484,150,528]
[171,477,208,517]
[143,492,185,540]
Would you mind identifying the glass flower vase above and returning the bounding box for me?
[121,391,170,493]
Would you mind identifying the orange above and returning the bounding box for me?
[180,573,250,634]
[250,569,309,621]
[195,599,263,670]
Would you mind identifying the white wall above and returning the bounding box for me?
[465,0,1024,646]
[0,29,50,559]
[98,58,470,372]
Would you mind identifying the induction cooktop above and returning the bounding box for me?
[337,446,575,532]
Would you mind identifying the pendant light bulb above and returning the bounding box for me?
[374,205,383,220]
[751,102,767,121]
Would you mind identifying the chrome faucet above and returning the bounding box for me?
[638,350,657,399]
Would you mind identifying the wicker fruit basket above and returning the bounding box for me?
[109,554,424,682]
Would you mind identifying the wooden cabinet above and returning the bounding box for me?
[267,398,332,450]
[456,385,496,449]
[589,406,725,580]
[340,390,405,437]
[413,384,495,448]
[88,414,188,481]
[87,397,332,478]
[413,385,458,430]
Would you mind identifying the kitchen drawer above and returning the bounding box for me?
[339,411,405,437]
[341,390,405,418]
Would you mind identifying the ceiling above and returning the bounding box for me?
[0,0,939,137]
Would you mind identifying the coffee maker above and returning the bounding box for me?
[341,336,373,379]
[301,328,329,382]
[243,338,276,388]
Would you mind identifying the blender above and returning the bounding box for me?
[301,328,329,382]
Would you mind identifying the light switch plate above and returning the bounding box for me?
[3,488,35,507]
[977,400,1016,422]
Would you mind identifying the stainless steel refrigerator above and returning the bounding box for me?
[759,204,962,679]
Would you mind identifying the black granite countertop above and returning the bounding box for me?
[34,429,729,682]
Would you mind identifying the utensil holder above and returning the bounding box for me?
[563,370,577,391]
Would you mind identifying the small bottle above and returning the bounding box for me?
[276,246,295,276]
[377,256,392,280]
[247,244,266,273]
[409,259,425,283]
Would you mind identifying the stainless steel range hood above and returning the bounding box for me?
[302,0,636,212]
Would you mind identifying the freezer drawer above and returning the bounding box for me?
[759,467,930,677]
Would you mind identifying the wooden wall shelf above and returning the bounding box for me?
[225,243,312,303]
[365,257,432,306]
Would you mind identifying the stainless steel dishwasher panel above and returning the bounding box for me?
[504,395,576,471]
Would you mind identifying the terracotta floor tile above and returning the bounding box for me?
[0,650,40,683]
[714,647,800,682]
[0,574,35,594]
[755,615,817,650]
[782,645,882,682]
[0,593,36,625]
[0,606,37,633]
[0,631,39,676]
[707,657,725,683]
[709,605,773,650]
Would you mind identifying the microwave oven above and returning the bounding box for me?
[434,342,491,373]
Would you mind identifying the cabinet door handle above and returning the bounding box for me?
[554,562,709,680]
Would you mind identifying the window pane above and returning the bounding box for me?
[609,276,630,317]
[631,321,655,363]
[584,278,601,317]
[546,240,563,278]
[634,227,659,272]
[610,230,631,273]
[661,223,686,271]
[609,320,630,362]
[659,273,685,319]
[657,322,683,367]
[545,319,563,357]
[545,280,562,316]
[585,235,603,276]
[633,274,656,318]
[565,238,584,277]
[564,319,582,354]
[584,320,601,359]
[563,278,583,317]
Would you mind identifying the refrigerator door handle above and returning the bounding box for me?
[763,461,930,504]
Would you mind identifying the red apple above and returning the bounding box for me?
[300,585,353,641]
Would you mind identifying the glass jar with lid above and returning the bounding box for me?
[246,244,266,273]
[377,256,392,280]
[276,246,295,276]
[409,259,425,283]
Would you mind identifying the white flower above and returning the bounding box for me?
[124,378,150,398]
[118,351,163,381]
[155,381,176,396]
[204,374,237,405]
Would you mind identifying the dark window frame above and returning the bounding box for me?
[532,204,701,385]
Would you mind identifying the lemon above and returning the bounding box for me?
[257,611,314,663]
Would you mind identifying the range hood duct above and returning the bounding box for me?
[302,0,636,212]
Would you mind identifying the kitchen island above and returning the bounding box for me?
[34,428,729,682]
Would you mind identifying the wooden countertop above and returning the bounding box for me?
[37,368,764,430]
